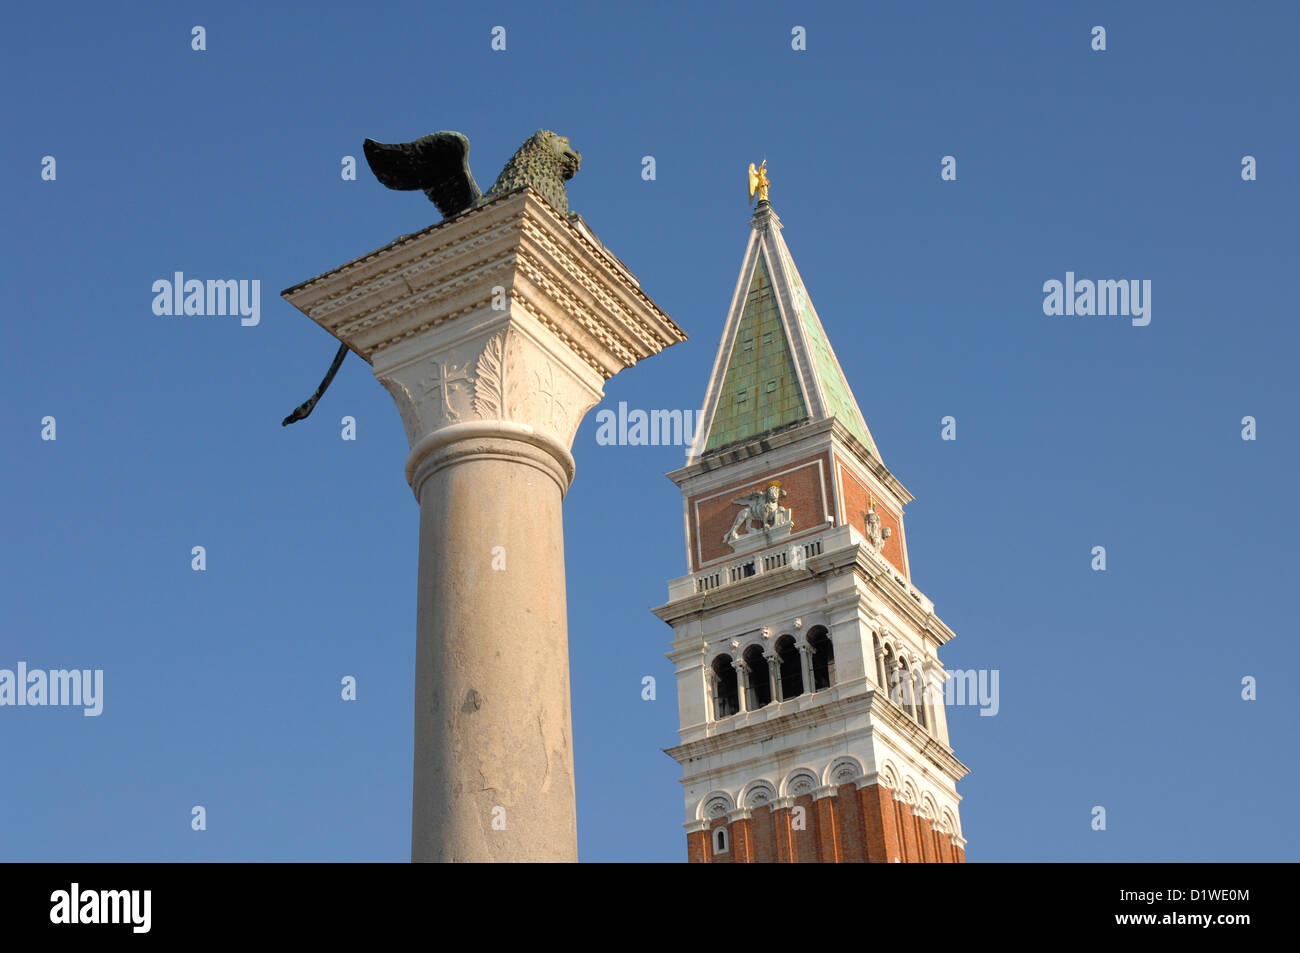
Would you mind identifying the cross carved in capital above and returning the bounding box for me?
[422,358,471,422]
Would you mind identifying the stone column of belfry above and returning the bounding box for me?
[283,187,685,861]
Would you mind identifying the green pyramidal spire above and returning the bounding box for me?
[703,254,807,450]
[695,201,878,459]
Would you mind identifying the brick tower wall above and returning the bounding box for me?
[687,783,964,863]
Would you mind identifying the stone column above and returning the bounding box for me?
[765,652,781,702]
[732,656,750,713]
[283,187,685,861]
[798,642,814,693]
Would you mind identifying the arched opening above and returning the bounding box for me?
[775,635,803,700]
[807,627,835,691]
[890,652,908,710]
[914,668,930,729]
[712,655,739,718]
[882,645,899,703]
[743,644,771,709]
[712,825,730,855]
[897,657,916,717]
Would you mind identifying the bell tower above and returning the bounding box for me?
[653,182,969,863]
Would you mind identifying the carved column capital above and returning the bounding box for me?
[283,188,686,499]
[379,324,599,497]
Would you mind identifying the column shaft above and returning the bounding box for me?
[410,435,577,862]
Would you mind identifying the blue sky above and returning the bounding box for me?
[1,1,1296,861]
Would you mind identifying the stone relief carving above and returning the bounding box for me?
[377,325,596,451]
[704,795,731,819]
[725,482,794,548]
[472,330,510,419]
[377,376,422,447]
[829,757,862,786]
[786,771,818,797]
[533,360,570,435]
[864,501,892,553]
[422,354,473,423]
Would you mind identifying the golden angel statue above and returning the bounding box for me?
[748,159,770,205]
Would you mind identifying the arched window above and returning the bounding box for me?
[712,655,739,718]
[743,644,772,709]
[914,668,930,729]
[776,635,803,700]
[807,627,835,691]
[713,825,730,855]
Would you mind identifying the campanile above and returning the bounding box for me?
[654,176,969,863]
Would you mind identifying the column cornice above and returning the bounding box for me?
[282,187,685,379]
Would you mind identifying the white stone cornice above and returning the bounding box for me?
[811,784,838,801]
[653,526,954,647]
[666,692,876,764]
[283,188,684,379]
[868,689,970,783]
[671,417,914,509]
[725,808,753,823]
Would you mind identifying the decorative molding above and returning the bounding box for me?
[742,780,778,809]
[700,792,734,820]
[827,756,864,786]
[877,762,900,790]
[377,376,421,447]
[784,770,819,798]
[283,189,684,381]
[665,690,970,786]
[472,329,510,419]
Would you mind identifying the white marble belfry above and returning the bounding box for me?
[284,187,685,861]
